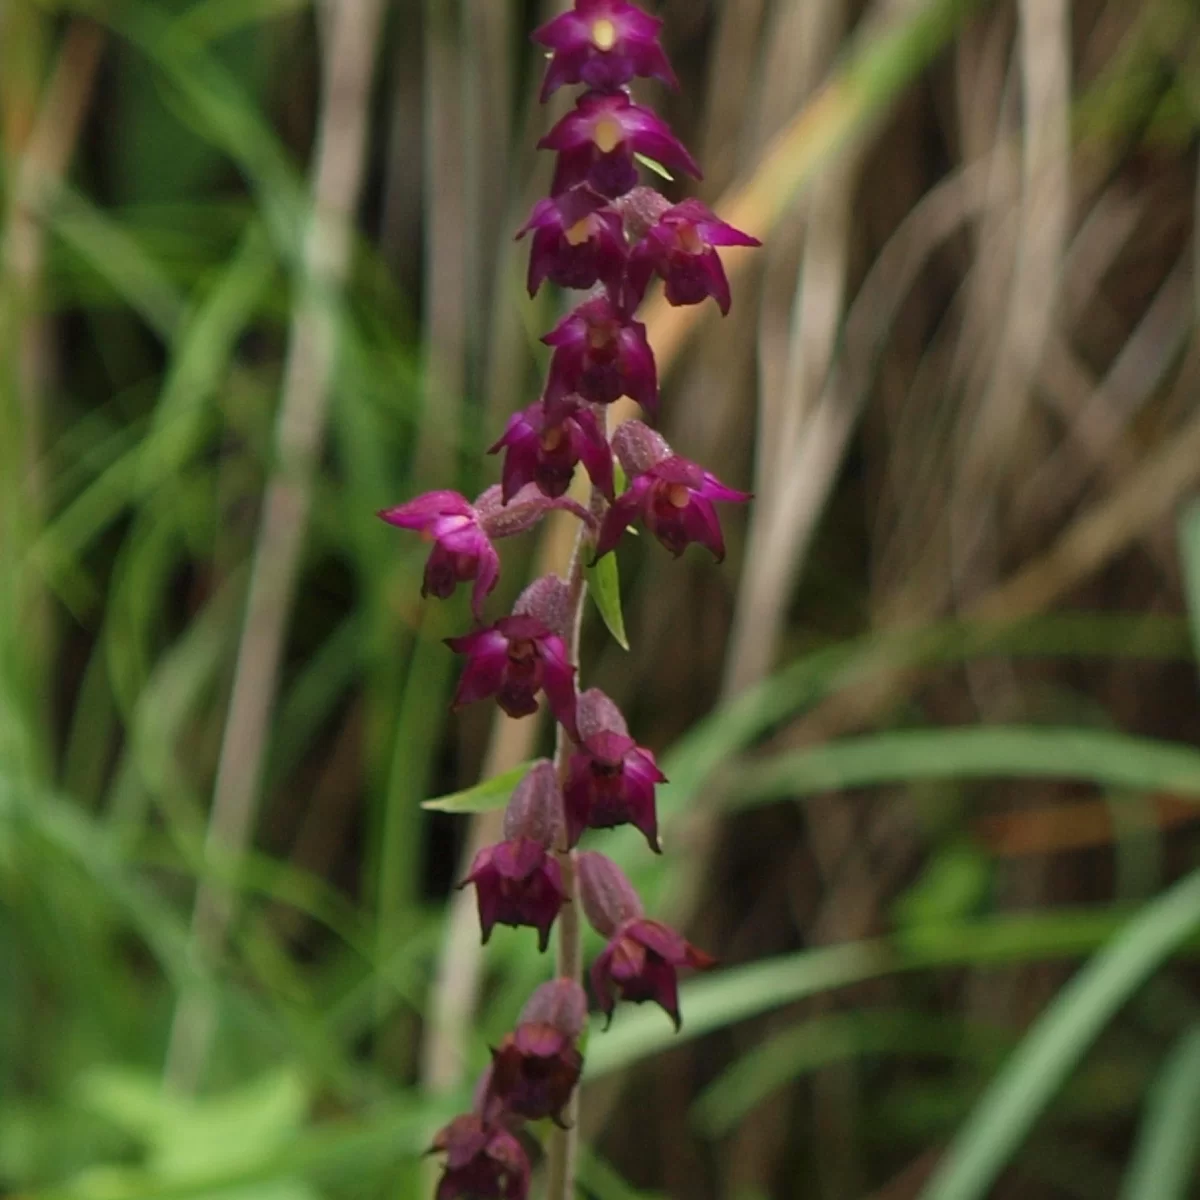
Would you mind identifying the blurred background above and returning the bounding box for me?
[6,0,1200,1197]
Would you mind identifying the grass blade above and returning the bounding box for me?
[1178,499,1200,669]
[921,869,1200,1200]
[732,726,1200,806]
[1120,1025,1200,1200]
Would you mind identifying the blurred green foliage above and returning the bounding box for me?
[6,2,1200,1199]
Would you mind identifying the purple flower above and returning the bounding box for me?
[460,837,566,952]
[591,917,715,1030]
[516,186,627,298]
[488,395,614,502]
[533,0,678,101]
[488,983,588,1126]
[595,421,750,561]
[378,490,500,621]
[539,90,700,199]
[380,486,593,621]
[428,1115,530,1200]
[543,296,657,411]
[626,198,761,314]
[563,688,665,851]
[446,614,577,729]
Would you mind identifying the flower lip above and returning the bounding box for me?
[446,615,578,733]
[539,91,699,199]
[563,723,665,852]
[460,836,567,952]
[429,1114,530,1200]
[542,296,658,411]
[488,395,615,502]
[626,198,762,313]
[377,489,500,621]
[590,916,715,1030]
[516,185,626,298]
[595,424,751,562]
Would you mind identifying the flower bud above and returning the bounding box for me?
[612,185,671,245]
[512,574,573,641]
[576,850,643,937]
[502,760,564,847]
[519,977,589,1039]
[575,686,628,740]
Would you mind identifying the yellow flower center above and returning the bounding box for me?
[666,483,691,508]
[564,216,593,246]
[679,223,704,253]
[587,320,617,350]
[591,18,617,51]
[540,426,566,451]
[592,115,623,154]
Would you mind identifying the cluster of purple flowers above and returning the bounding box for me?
[379,4,758,1195]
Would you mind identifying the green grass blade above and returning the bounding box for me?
[920,869,1200,1200]
[690,1011,1012,1137]
[1178,500,1200,669]
[583,905,1200,1082]
[658,614,1191,821]
[584,942,888,1080]
[1120,1025,1200,1200]
[731,726,1200,806]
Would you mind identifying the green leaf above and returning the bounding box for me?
[920,868,1200,1200]
[421,762,532,813]
[731,726,1200,807]
[633,153,674,181]
[1120,1025,1200,1200]
[588,553,629,650]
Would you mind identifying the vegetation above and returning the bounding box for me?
[5,1,1200,1197]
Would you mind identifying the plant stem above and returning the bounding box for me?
[546,512,593,1200]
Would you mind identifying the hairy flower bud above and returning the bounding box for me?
[520,977,589,1037]
[503,760,564,847]
[576,850,643,937]
[611,185,671,245]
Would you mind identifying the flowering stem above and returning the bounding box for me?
[546,510,592,1200]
